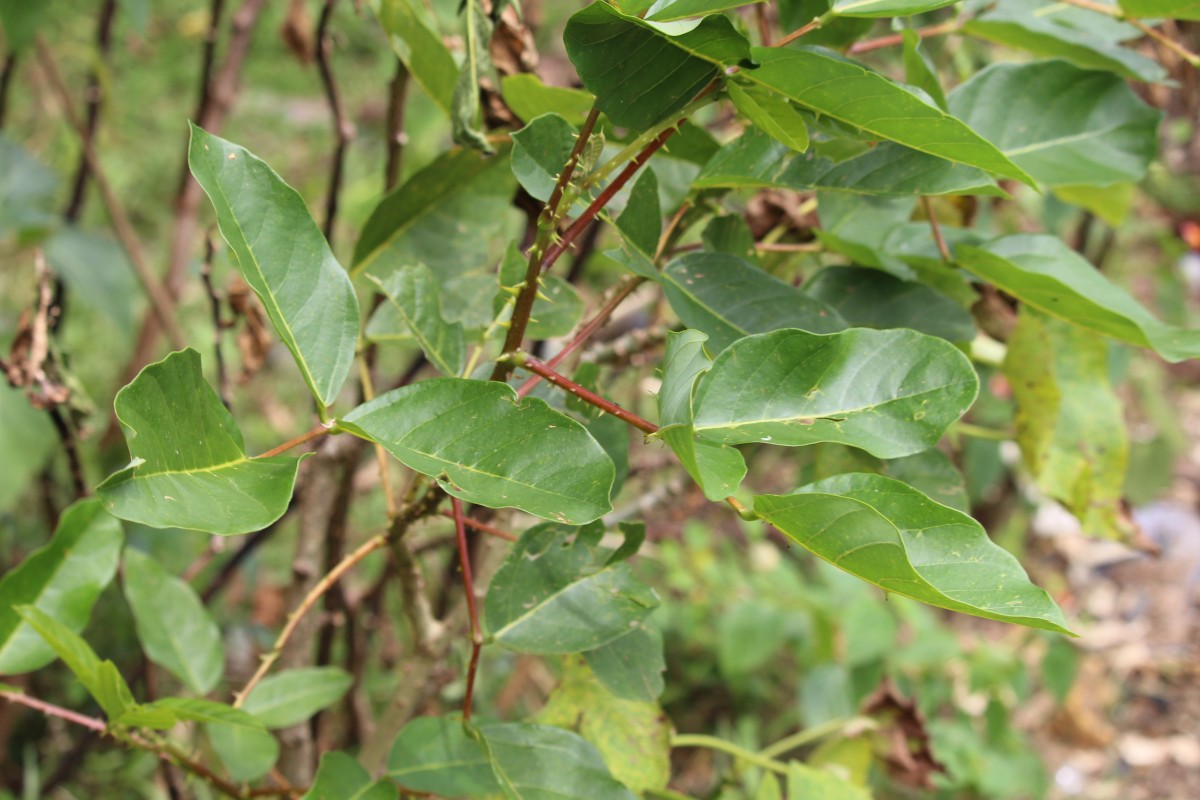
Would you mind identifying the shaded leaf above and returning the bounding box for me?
[122,548,224,694]
[0,500,122,674]
[341,379,614,524]
[742,47,1033,185]
[615,168,662,258]
[693,328,978,459]
[387,716,500,795]
[0,133,57,242]
[1004,309,1130,539]
[207,722,279,782]
[564,3,751,132]
[375,0,457,114]
[947,60,1161,187]
[831,0,960,16]
[242,667,353,729]
[902,29,946,110]
[305,751,398,800]
[511,113,582,203]
[957,234,1200,362]
[97,349,302,535]
[0,383,56,510]
[584,621,666,702]
[485,523,659,654]
[188,126,359,407]
[452,0,495,152]
[537,658,670,794]
[482,722,639,800]
[803,266,976,341]
[662,252,846,353]
[754,473,1073,633]
[367,266,466,376]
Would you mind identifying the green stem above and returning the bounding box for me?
[671,733,790,776]
[953,421,1012,441]
[759,716,874,759]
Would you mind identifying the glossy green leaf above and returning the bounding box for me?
[502,74,595,126]
[645,0,765,20]
[815,193,918,279]
[964,0,1165,83]
[693,328,978,458]
[15,606,134,720]
[388,716,500,795]
[742,48,1033,185]
[341,379,614,524]
[662,253,846,354]
[122,548,224,694]
[728,82,809,152]
[352,145,515,278]
[830,0,960,16]
[485,523,659,654]
[1004,309,1131,539]
[754,474,1073,633]
[656,330,748,500]
[804,266,976,341]
[306,752,398,800]
[375,0,456,114]
[1118,0,1200,20]
[584,621,666,702]
[207,722,279,782]
[242,667,353,728]
[564,3,751,132]
[0,500,122,674]
[787,761,871,799]
[452,0,495,152]
[537,658,670,794]
[188,125,359,407]
[483,722,639,800]
[957,234,1200,362]
[367,266,466,376]
[97,349,303,535]
[948,60,1161,187]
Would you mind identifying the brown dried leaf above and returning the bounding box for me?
[280,0,316,64]
[861,677,944,790]
[227,278,273,383]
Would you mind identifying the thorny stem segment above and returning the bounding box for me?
[510,355,659,435]
[453,497,483,722]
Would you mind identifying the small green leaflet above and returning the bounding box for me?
[830,0,961,17]
[242,667,353,728]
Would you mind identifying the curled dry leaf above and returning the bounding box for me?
[861,677,944,790]
[226,277,273,384]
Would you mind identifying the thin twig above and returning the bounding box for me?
[921,196,952,261]
[234,534,387,707]
[439,510,517,541]
[546,106,602,224]
[199,234,232,409]
[34,38,187,350]
[754,2,772,46]
[0,691,106,733]
[512,355,659,435]
[255,424,331,459]
[0,53,17,129]
[63,0,118,223]
[384,59,410,190]
[775,17,822,48]
[1059,0,1200,67]
[315,0,355,242]
[848,18,961,54]
[453,498,483,722]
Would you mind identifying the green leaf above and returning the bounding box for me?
[537,658,670,794]
[136,698,267,731]
[0,500,122,674]
[615,168,662,258]
[306,752,398,800]
[207,722,279,782]
[947,60,1161,187]
[803,266,976,341]
[964,0,1166,83]
[886,449,969,514]
[645,0,765,21]
[564,3,751,132]
[1054,183,1134,227]
[584,621,666,701]
[0,383,56,510]
[814,192,919,279]
[482,722,639,800]
[717,602,787,678]
[367,266,466,376]
[1004,309,1131,539]
[374,0,457,115]
[742,47,1034,185]
[956,234,1200,363]
[452,0,495,152]
[692,328,979,459]
[0,133,58,242]
[388,716,500,795]
[242,667,353,729]
[902,29,946,110]
[786,761,871,799]
[656,330,747,500]
[754,473,1073,633]
[97,349,302,535]
[830,0,960,16]
[15,606,134,720]
[485,523,659,654]
[121,548,224,695]
[502,74,595,126]
[341,379,614,524]
[45,228,138,329]
[188,125,360,408]
[524,275,585,339]
[511,113,583,203]
[662,253,846,353]
[1119,0,1200,20]
[728,82,809,152]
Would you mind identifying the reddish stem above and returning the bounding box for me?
[848,18,960,54]
[775,17,822,48]
[439,510,517,542]
[517,357,659,435]
[453,497,483,722]
[255,424,330,459]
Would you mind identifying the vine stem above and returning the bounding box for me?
[254,423,332,459]
[671,733,790,776]
[0,690,106,733]
[759,716,875,759]
[234,534,387,707]
[848,17,962,54]
[512,355,659,435]
[453,497,483,722]
[1059,0,1200,66]
[775,16,824,48]
[922,196,952,262]
[439,509,517,542]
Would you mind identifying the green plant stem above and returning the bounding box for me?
[954,421,1012,441]
[759,716,874,759]
[254,423,332,459]
[511,355,659,435]
[671,733,790,776]
[547,105,602,224]
[453,497,483,722]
